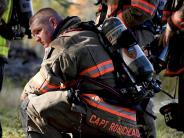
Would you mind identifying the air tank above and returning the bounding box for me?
[101,17,154,81]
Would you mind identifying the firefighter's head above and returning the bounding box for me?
[29,8,63,48]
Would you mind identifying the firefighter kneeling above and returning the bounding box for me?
[20,8,159,138]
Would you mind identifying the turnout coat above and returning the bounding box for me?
[21,16,139,138]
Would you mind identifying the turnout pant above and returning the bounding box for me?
[19,91,114,138]
[20,90,155,138]
[137,99,156,138]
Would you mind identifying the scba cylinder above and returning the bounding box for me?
[102,17,154,81]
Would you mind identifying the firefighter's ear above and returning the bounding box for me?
[49,17,58,29]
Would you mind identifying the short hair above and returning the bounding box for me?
[29,8,63,25]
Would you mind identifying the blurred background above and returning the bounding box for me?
[0,0,184,138]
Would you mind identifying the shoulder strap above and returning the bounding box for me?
[95,0,108,27]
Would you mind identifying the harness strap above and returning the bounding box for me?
[96,1,108,27]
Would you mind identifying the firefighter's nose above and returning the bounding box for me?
[34,35,41,42]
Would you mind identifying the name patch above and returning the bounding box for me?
[87,114,140,138]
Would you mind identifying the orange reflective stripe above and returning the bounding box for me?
[81,93,136,113]
[43,81,61,89]
[171,14,184,29]
[40,89,47,93]
[84,98,136,121]
[81,93,104,102]
[132,0,156,15]
[81,94,136,122]
[79,60,114,78]
[39,81,66,93]
[90,66,114,78]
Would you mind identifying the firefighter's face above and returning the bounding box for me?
[30,18,56,48]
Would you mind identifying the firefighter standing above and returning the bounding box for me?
[0,0,12,95]
[97,0,159,48]
[96,0,159,137]
[0,0,32,137]
[0,0,13,137]
[159,0,184,131]
[156,0,184,76]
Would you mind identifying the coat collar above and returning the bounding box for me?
[44,16,81,59]
[51,16,81,40]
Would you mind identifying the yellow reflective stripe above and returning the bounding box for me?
[0,0,13,57]
[32,71,46,88]
[0,36,8,57]
[0,47,9,57]
[2,0,13,23]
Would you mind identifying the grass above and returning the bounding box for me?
[0,106,25,138]
[156,114,184,138]
[2,101,184,138]
[0,77,25,138]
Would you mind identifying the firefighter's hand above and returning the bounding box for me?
[20,90,29,101]
[20,83,38,101]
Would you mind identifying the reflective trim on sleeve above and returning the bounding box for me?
[0,37,9,57]
[2,0,13,23]
[31,71,65,94]
[132,0,156,15]
[40,81,63,93]
[79,60,114,78]
[80,93,136,122]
